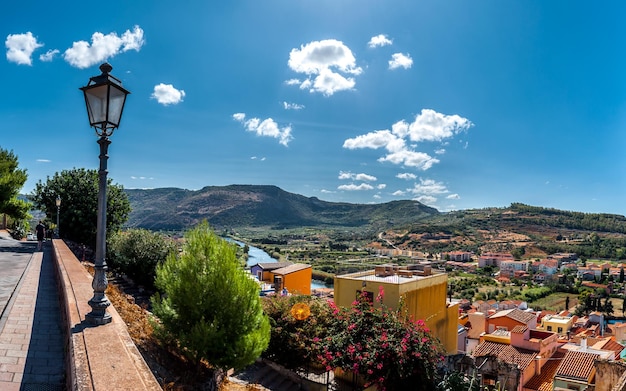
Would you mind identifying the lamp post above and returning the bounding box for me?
[80,63,130,325]
[55,196,61,238]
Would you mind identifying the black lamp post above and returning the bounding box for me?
[80,63,130,325]
[55,196,61,238]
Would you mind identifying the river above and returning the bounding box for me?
[227,238,331,290]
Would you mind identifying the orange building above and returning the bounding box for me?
[486,308,537,333]
[268,263,312,295]
[250,262,312,295]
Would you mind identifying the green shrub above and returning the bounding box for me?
[151,222,270,372]
[107,229,176,290]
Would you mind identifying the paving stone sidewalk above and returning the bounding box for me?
[0,237,65,391]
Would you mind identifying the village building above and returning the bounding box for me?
[478,252,514,268]
[250,261,312,295]
[333,263,459,354]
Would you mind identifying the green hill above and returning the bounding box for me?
[125,185,439,231]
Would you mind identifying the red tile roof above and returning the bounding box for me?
[524,351,565,391]
[511,325,528,334]
[592,338,624,357]
[490,308,536,324]
[555,350,599,382]
[472,341,537,370]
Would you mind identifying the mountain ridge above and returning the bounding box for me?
[124,184,439,231]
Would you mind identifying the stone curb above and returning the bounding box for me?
[51,239,162,391]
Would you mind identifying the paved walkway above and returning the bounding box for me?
[0,233,65,390]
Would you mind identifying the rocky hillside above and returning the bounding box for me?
[382,203,626,260]
[124,185,439,231]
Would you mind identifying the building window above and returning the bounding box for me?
[558,327,563,334]
[547,326,552,331]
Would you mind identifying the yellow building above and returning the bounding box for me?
[537,314,573,336]
[333,264,459,354]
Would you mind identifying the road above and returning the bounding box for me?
[0,231,36,320]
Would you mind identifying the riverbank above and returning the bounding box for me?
[227,237,334,290]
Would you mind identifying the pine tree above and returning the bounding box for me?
[152,222,270,385]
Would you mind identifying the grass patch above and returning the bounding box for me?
[527,292,578,312]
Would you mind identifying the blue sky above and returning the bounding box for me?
[3,1,626,215]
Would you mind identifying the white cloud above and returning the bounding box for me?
[338,171,377,181]
[151,83,186,105]
[403,109,473,142]
[285,79,301,86]
[378,150,439,170]
[39,49,59,62]
[373,194,382,199]
[392,190,406,196]
[377,184,386,190]
[396,173,417,180]
[343,129,401,150]
[338,183,374,191]
[311,68,356,96]
[446,194,460,199]
[233,113,293,146]
[344,109,472,170]
[287,39,362,96]
[130,176,154,180]
[409,178,449,196]
[5,32,43,65]
[64,26,144,69]
[338,171,353,180]
[36,159,51,163]
[389,52,413,70]
[250,156,266,161]
[415,195,437,206]
[320,189,335,194]
[368,34,393,48]
[283,101,305,110]
[435,148,446,155]
[355,173,377,181]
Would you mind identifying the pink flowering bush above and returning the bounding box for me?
[310,290,444,390]
[263,290,444,390]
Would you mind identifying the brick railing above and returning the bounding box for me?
[51,239,162,390]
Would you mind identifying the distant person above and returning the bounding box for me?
[36,221,45,251]
[281,287,289,296]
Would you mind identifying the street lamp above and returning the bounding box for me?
[55,196,61,238]
[80,63,130,325]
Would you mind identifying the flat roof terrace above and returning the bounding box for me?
[336,263,446,285]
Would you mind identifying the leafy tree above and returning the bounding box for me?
[151,222,270,385]
[107,229,176,290]
[30,168,130,248]
[511,247,525,260]
[0,147,30,222]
